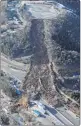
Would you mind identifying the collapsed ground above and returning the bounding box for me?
[0,1,80,126]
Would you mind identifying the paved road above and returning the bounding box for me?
[40,98,80,126]
[1,53,80,126]
[41,100,74,126]
[56,107,80,126]
[1,53,30,82]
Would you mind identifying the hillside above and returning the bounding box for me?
[0,1,80,125]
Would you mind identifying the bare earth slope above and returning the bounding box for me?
[0,1,80,125]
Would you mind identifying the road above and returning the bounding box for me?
[58,88,79,106]
[1,53,80,126]
[56,107,80,126]
[40,99,77,126]
[1,53,30,82]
